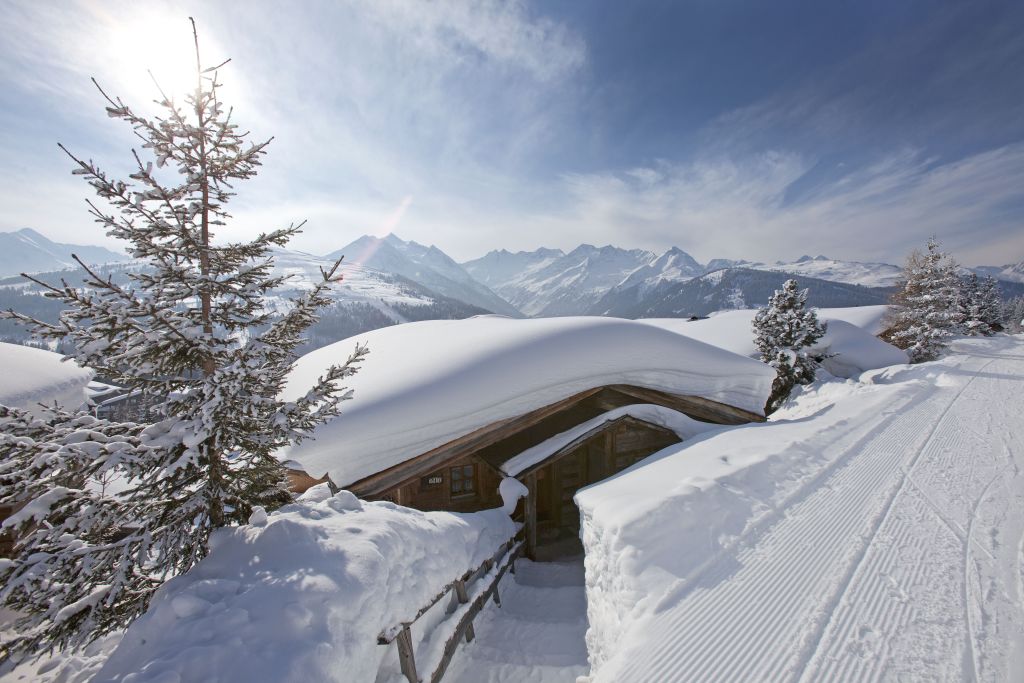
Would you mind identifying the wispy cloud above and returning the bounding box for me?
[541,144,1024,266]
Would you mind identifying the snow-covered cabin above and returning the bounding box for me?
[280,316,775,558]
[0,342,93,414]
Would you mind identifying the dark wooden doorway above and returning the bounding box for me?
[526,417,679,561]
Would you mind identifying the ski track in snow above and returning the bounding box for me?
[601,341,1024,683]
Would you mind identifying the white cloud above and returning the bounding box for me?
[529,144,1024,266]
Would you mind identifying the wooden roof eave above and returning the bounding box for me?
[346,386,604,498]
[343,385,764,499]
[504,414,679,480]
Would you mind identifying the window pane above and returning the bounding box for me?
[452,480,462,493]
[463,465,473,477]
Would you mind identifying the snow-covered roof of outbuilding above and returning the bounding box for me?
[0,342,94,413]
[641,306,907,379]
[279,316,775,488]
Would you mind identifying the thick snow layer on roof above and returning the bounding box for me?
[501,404,718,477]
[280,316,775,487]
[94,486,517,683]
[0,342,93,413]
[641,307,907,379]
[576,336,1024,682]
[817,304,891,335]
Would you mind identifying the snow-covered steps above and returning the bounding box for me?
[443,559,589,683]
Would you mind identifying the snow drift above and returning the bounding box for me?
[641,306,906,378]
[0,342,93,413]
[94,485,516,683]
[575,370,921,679]
[279,316,775,488]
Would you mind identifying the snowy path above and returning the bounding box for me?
[598,338,1024,682]
[443,559,589,683]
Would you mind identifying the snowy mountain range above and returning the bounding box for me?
[5,228,1023,335]
[0,228,127,277]
[462,244,656,316]
[463,247,907,316]
[327,234,522,317]
[0,247,489,351]
[589,267,892,318]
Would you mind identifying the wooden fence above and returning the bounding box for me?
[378,529,525,683]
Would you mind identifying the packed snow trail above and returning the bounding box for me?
[443,559,589,683]
[589,337,1024,682]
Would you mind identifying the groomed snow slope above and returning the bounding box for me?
[280,316,775,487]
[0,342,93,413]
[577,335,1024,682]
[93,486,516,683]
[642,306,906,378]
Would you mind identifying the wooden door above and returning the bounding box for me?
[554,448,585,534]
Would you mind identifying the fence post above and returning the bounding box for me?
[453,579,475,642]
[396,624,419,683]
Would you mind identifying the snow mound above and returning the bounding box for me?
[279,317,775,487]
[0,342,93,413]
[817,304,891,335]
[575,370,917,679]
[94,487,517,683]
[642,307,906,378]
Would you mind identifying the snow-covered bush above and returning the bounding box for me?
[882,237,960,362]
[0,20,365,660]
[752,279,826,414]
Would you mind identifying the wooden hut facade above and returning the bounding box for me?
[288,383,763,559]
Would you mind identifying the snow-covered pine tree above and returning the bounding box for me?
[976,275,1004,333]
[882,237,960,362]
[752,278,827,414]
[1003,296,1024,333]
[955,272,988,336]
[0,19,367,659]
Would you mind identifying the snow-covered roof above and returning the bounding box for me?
[641,307,906,379]
[501,404,719,477]
[0,342,93,413]
[279,316,775,487]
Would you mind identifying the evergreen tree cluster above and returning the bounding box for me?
[752,279,827,414]
[0,21,366,660]
[953,272,1003,336]
[883,238,1005,362]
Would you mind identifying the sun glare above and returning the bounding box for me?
[98,9,227,105]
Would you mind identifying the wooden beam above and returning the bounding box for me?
[511,415,678,479]
[525,471,537,561]
[606,384,765,425]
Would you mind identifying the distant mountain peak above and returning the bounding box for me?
[0,227,127,278]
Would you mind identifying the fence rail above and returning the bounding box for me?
[378,528,525,683]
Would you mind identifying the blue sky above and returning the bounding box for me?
[1,0,1022,266]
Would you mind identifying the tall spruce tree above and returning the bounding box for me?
[954,272,987,335]
[0,19,367,659]
[752,279,826,414]
[976,275,1004,333]
[883,237,960,362]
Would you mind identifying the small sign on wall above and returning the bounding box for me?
[421,474,444,488]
